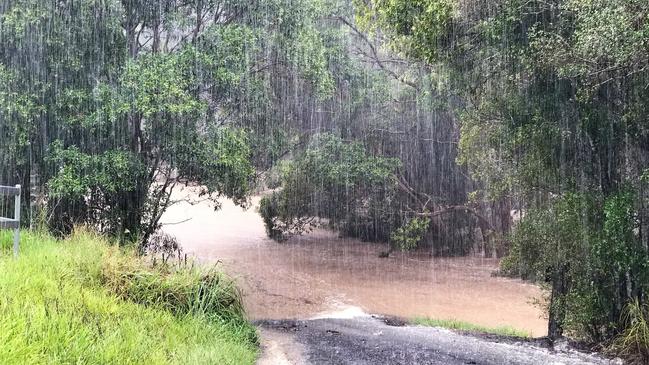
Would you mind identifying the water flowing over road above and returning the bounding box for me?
[161,187,545,333]
[161,186,616,364]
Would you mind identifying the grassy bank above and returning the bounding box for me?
[0,230,258,365]
[412,317,532,338]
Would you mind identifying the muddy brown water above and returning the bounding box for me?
[161,187,547,337]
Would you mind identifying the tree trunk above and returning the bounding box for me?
[548,264,568,341]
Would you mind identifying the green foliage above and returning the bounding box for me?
[46,141,142,198]
[501,193,595,281]
[101,246,247,323]
[193,24,258,93]
[259,133,402,241]
[259,194,286,241]
[0,230,257,364]
[172,127,255,207]
[1,0,475,257]
[0,0,343,243]
[354,0,457,63]
[457,98,566,200]
[294,26,336,97]
[364,0,649,347]
[296,133,401,188]
[390,217,430,251]
[120,53,206,118]
[264,159,293,190]
[502,189,649,341]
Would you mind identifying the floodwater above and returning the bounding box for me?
[161,186,547,337]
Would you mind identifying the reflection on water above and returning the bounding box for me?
[161,186,546,337]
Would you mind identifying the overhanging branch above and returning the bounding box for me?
[333,16,420,91]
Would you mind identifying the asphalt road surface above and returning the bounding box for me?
[256,316,619,365]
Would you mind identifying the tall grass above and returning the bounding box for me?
[611,300,649,364]
[0,229,258,365]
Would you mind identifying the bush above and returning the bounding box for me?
[142,231,182,257]
[100,248,246,323]
[501,189,649,345]
[259,195,285,241]
[0,229,258,364]
[258,133,402,242]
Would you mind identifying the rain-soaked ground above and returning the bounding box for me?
[161,186,616,364]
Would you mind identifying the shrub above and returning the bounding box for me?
[258,133,402,242]
[143,231,182,256]
[501,189,649,344]
[259,195,285,241]
[101,256,246,321]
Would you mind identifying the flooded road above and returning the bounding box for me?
[161,186,547,337]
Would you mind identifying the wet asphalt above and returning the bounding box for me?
[256,317,618,365]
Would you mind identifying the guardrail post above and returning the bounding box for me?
[0,184,21,257]
[13,184,20,258]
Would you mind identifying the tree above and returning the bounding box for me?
[253,2,493,256]
[0,0,344,246]
[260,133,402,242]
[356,0,649,345]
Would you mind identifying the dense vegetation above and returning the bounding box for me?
[0,0,338,242]
[0,230,257,364]
[353,0,649,359]
[1,0,487,255]
[2,0,649,361]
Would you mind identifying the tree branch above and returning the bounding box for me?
[333,16,420,91]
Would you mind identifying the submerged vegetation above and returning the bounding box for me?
[260,133,401,242]
[0,230,257,364]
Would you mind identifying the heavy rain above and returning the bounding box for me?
[0,1,646,364]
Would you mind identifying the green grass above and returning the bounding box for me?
[610,300,649,364]
[412,317,532,338]
[0,229,258,365]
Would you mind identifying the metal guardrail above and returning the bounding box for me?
[0,185,21,257]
